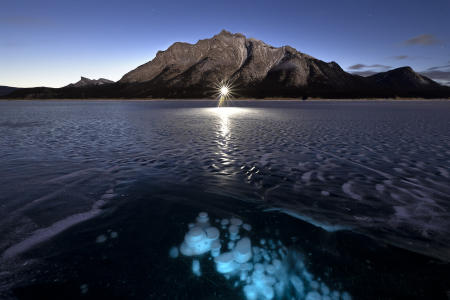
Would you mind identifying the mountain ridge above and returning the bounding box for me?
[3,30,450,99]
[65,77,114,88]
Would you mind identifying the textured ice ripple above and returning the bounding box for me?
[0,101,449,262]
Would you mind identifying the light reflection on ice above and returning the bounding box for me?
[171,212,352,300]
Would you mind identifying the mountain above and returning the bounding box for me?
[3,30,450,99]
[0,86,18,97]
[65,77,114,88]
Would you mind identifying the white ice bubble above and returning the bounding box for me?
[220,219,229,226]
[262,286,274,299]
[233,238,252,263]
[197,212,209,222]
[342,291,352,300]
[290,275,304,295]
[331,291,340,299]
[243,223,252,231]
[305,291,322,300]
[310,280,319,290]
[215,252,238,273]
[265,264,275,274]
[181,226,213,256]
[240,262,253,271]
[110,231,118,239]
[244,284,258,300]
[192,259,201,276]
[96,234,107,243]
[240,271,248,281]
[228,241,235,250]
[254,263,264,274]
[169,246,179,258]
[80,284,88,294]
[229,225,239,240]
[211,240,221,257]
[230,218,243,226]
[205,227,220,240]
[321,282,330,295]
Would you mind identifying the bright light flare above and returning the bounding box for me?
[213,79,236,107]
[220,86,229,96]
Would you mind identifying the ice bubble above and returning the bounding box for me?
[169,246,179,258]
[230,218,243,226]
[220,219,229,226]
[188,223,195,229]
[205,227,220,240]
[240,271,248,281]
[233,238,252,263]
[305,291,322,300]
[197,212,209,224]
[192,259,201,276]
[110,231,118,239]
[181,226,212,256]
[228,241,235,250]
[215,252,238,273]
[229,225,239,240]
[260,239,266,245]
[331,291,340,299]
[342,291,352,300]
[310,280,319,290]
[321,282,330,295]
[240,262,253,271]
[244,284,258,300]
[290,275,304,295]
[243,223,252,231]
[80,284,88,294]
[262,286,274,299]
[211,240,221,257]
[96,234,107,243]
[321,190,330,196]
[254,263,264,274]
[180,242,194,256]
[272,259,282,270]
[185,227,205,244]
[265,264,275,274]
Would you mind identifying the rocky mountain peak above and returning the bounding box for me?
[66,77,114,88]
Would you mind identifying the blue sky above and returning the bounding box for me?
[1,0,449,87]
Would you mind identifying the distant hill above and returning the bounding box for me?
[4,30,450,99]
[65,77,114,88]
[0,86,18,97]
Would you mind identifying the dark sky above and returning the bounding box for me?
[1,0,449,87]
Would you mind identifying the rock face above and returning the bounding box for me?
[119,30,357,94]
[3,30,449,99]
[66,77,114,88]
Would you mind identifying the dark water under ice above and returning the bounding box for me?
[0,100,449,299]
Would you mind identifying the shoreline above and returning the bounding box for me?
[1,98,449,102]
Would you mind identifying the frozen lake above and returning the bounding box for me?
[0,100,449,299]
